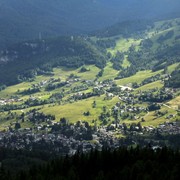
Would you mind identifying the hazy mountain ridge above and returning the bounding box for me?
[0,0,180,48]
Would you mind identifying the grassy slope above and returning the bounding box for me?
[99,62,119,81]
[168,96,180,110]
[136,81,163,91]
[142,105,177,127]
[116,70,163,86]
[107,38,141,55]
[42,96,119,125]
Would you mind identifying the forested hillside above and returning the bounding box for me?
[0,147,180,180]
[0,36,105,85]
[0,0,180,48]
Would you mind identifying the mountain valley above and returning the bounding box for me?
[0,1,180,177]
[0,18,179,147]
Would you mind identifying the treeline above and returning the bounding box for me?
[139,89,174,103]
[27,109,55,123]
[157,30,174,43]
[111,51,124,70]
[0,84,6,91]
[96,39,116,49]
[0,147,179,180]
[0,98,55,112]
[165,69,180,88]
[152,44,180,72]
[45,82,67,91]
[18,87,40,95]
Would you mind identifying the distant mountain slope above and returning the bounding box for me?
[0,0,180,48]
[94,20,153,37]
[0,17,180,86]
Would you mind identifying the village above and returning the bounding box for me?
[0,118,180,154]
[0,71,179,153]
